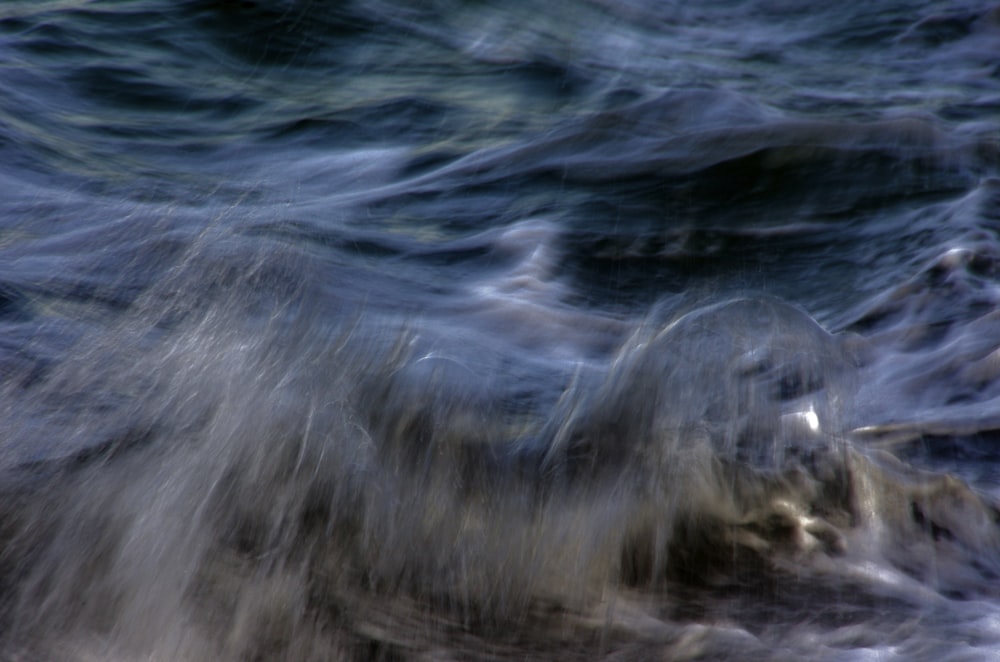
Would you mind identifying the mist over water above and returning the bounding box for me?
[1,1,1000,659]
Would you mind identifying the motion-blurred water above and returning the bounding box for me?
[1,1,1000,659]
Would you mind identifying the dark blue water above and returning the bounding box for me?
[1,1,1000,659]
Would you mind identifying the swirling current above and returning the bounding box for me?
[1,1,1000,660]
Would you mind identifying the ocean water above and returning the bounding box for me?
[0,0,999,659]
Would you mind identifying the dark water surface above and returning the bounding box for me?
[1,1,1000,659]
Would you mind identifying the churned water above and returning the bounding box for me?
[1,1,1000,659]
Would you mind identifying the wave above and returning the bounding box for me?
[0,241,997,660]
